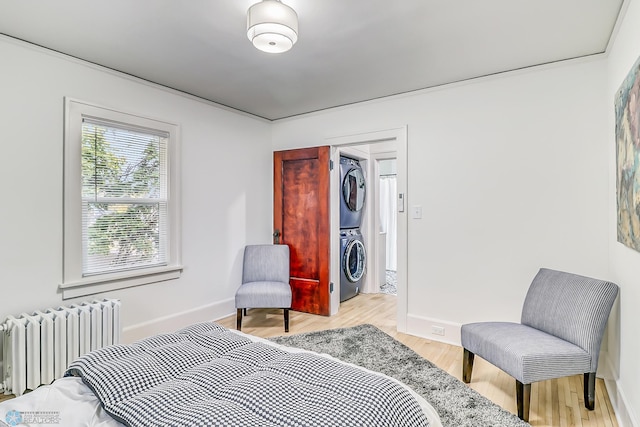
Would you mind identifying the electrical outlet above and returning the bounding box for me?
[431,326,445,336]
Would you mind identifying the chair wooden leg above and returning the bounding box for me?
[584,372,596,410]
[284,308,290,332]
[236,309,243,331]
[516,380,531,422]
[243,308,247,316]
[462,349,474,383]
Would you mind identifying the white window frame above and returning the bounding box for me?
[61,98,182,299]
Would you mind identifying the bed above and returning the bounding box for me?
[0,322,442,427]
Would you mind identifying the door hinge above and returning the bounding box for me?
[329,159,334,171]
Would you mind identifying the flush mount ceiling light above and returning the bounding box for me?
[247,0,298,54]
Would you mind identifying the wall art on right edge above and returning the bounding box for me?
[615,54,640,252]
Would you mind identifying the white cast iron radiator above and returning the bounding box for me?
[0,299,121,396]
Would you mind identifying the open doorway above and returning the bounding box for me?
[326,127,408,333]
[336,144,396,300]
[377,157,397,296]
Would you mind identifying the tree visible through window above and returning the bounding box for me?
[81,119,168,275]
[63,99,180,298]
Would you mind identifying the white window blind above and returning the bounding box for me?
[81,117,169,276]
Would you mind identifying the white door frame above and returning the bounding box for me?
[325,126,408,332]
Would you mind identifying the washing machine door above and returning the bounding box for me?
[343,238,366,282]
[342,167,366,212]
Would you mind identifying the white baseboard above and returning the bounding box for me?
[602,356,638,427]
[406,313,462,346]
[122,298,235,343]
[605,377,638,427]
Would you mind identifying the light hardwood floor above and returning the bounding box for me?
[218,293,618,427]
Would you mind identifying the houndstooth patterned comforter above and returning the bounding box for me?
[66,322,431,427]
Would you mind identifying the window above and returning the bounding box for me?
[62,99,181,298]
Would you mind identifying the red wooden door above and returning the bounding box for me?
[274,146,331,316]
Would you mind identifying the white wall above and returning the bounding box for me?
[273,57,610,328]
[607,0,640,425]
[0,36,272,342]
[272,53,619,398]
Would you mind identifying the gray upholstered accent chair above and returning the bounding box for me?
[235,244,292,333]
[461,268,618,422]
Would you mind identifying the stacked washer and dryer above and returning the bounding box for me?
[339,156,367,302]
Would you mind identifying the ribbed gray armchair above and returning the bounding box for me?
[461,268,618,422]
[235,244,292,332]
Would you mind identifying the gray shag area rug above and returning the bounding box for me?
[270,324,530,427]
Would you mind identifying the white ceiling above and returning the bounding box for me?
[0,0,625,120]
